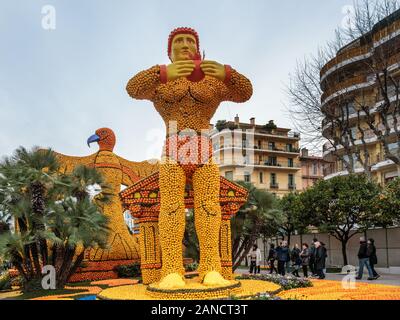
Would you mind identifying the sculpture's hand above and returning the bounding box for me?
[166,61,195,82]
[200,60,226,82]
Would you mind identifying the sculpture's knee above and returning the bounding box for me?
[195,199,221,217]
[160,202,185,217]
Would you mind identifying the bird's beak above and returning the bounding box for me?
[87,134,100,147]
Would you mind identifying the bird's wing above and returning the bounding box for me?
[116,155,159,186]
[50,150,98,174]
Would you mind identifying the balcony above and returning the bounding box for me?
[214,145,300,155]
[288,184,297,190]
[270,183,279,189]
[260,161,300,169]
[320,45,371,81]
[211,129,300,141]
[321,75,371,106]
[373,19,400,46]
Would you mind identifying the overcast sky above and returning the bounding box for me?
[0,0,352,161]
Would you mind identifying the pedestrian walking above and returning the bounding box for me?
[356,236,374,280]
[291,244,302,277]
[248,244,262,274]
[276,241,290,276]
[314,241,327,279]
[367,238,380,279]
[267,244,278,274]
[300,243,310,278]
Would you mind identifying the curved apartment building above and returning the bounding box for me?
[321,9,400,184]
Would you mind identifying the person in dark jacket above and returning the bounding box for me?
[276,241,290,276]
[300,243,310,277]
[367,238,380,279]
[314,241,327,279]
[356,237,374,280]
[291,244,302,277]
[309,238,318,276]
[267,244,278,274]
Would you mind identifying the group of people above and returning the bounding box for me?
[248,236,381,281]
[268,239,328,279]
[248,238,327,279]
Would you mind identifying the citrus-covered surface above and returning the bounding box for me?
[98,278,281,300]
[277,279,400,300]
[1,277,400,300]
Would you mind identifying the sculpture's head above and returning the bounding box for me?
[168,27,200,62]
[87,127,116,152]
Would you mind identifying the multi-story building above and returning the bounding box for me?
[321,9,400,184]
[210,116,301,197]
[299,148,328,189]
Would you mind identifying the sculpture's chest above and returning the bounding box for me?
[155,77,220,104]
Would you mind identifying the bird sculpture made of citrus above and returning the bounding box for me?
[126,27,252,289]
[51,128,158,261]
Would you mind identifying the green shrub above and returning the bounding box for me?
[185,262,199,272]
[114,263,142,278]
[0,272,12,291]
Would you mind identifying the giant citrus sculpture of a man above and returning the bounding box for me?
[126,27,252,289]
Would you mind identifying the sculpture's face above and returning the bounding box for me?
[170,34,198,62]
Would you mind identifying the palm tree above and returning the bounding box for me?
[0,147,110,291]
[231,182,277,270]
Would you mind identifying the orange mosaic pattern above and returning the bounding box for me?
[97,278,280,300]
[50,128,158,262]
[120,172,248,284]
[126,66,253,134]
[91,279,139,287]
[126,28,252,286]
[277,279,400,300]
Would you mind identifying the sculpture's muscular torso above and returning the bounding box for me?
[126,27,252,289]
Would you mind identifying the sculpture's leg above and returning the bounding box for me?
[158,160,186,288]
[193,163,230,286]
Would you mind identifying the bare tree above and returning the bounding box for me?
[286,0,400,176]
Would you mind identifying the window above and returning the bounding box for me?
[341,102,356,116]
[288,158,294,167]
[259,172,264,184]
[258,140,262,149]
[286,144,293,152]
[312,163,318,175]
[244,172,251,182]
[343,154,362,169]
[268,142,275,150]
[225,171,233,181]
[288,174,294,188]
[270,173,276,185]
[350,127,357,139]
[268,156,277,166]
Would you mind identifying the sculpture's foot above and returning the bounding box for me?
[158,273,186,289]
[202,271,231,287]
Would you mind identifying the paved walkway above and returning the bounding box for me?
[320,272,400,286]
[237,268,400,286]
